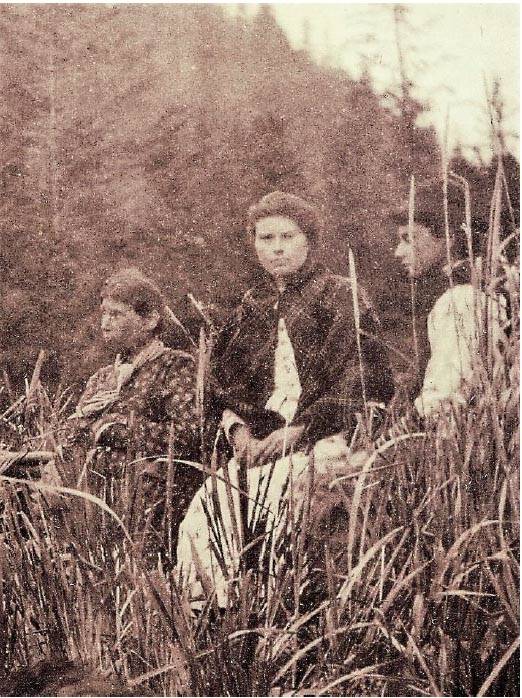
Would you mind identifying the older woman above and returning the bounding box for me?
[177,191,394,604]
[59,268,203,565]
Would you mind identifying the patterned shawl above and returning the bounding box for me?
[71,339,168,419]
[208,258,395,444]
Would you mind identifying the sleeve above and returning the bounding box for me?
[62,366,113,448]
[203,304,244,444]
[206,303,244,415]
[205,297,285,441]
[293,279,394,444]
[415,285,486,417]
[97,354,200,460]
[135,354,200,459]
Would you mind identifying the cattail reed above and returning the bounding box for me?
[0,180,518,697]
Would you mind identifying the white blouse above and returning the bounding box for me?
[222,317,302,438]
[264,317,302,423]
[415,283,507,417]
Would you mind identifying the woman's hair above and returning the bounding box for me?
[389,184,487,262]
[247,191,323,247]
[101,267,166,334]
[388,207,449,237]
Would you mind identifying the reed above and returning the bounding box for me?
[0,175,518,696]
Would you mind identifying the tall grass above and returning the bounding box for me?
[0,173,519,696]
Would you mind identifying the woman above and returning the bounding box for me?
[177,191,394,604]
[58,268,203,566]
[393,199,509,418]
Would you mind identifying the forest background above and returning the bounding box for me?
[0,2,519,393]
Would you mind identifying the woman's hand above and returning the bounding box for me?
[91,413,127,448]
[251,425,305,467]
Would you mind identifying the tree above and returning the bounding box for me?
[0,4,517,386]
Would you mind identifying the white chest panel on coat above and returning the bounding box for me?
[264,317,302,423]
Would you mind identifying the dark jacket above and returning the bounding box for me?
[207,259,395,446]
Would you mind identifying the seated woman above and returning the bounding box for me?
[392,197,509,418]
[177,191,394,604]
[58,268,203,565]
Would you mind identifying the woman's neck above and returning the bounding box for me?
[274,276,287,293]
[119,335,157,362]
[270,254,318,294]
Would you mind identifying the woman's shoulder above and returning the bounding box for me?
[433,282,508,322]
[313,270,373,314]
[161,347,196,368]
[240,280,275,307]
[135,348,195,383]
[136,348,195,394]
[433,283,480,314]
[224,284,273,323]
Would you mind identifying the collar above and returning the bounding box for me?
[252,255,325,302]
[415,262,449,311]
[71,339,167,419]
[118,337,165,364]
[126,338,166,370]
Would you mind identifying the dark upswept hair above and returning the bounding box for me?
[101,267,166,334]
[388,183,488,262]
[247,191,323,247]
[388,180,464,237]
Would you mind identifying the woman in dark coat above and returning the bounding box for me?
[177,192,394,604]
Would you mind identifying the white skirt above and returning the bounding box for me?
[176,433,350,607]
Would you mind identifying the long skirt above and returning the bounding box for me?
[176,433,352,607]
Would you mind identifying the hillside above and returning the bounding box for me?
[0,4,516,389]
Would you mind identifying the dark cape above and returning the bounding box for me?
[409,262,450,395]
[206,258,395,447]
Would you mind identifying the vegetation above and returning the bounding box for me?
[0,170,518,694]
[0,5,519,696]
[0,4,518,392]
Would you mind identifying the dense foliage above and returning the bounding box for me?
[0,234,518,696]
[1,4,517,392]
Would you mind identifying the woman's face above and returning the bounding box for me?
[100,297,157,353]
[254,215,310,281]
[394,223,445,278]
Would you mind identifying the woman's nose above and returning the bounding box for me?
[272,237,284,254]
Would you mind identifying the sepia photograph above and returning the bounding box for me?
[0,1,519,695]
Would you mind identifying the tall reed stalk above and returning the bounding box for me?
[0,178,518,696]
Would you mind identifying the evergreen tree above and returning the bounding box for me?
[0,4,517,385]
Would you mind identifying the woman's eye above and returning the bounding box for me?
[258,234,273,242]
[282,233,293,240]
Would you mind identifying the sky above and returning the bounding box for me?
[239,2,520,160]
